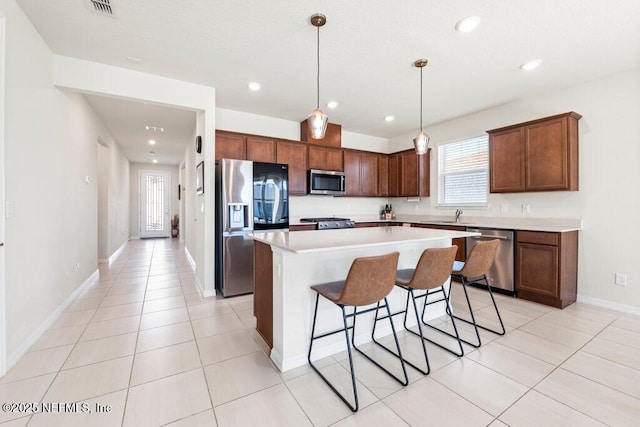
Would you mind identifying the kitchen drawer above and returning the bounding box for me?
[516,231,559,246]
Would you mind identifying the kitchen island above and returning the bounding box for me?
[251,226,478,372]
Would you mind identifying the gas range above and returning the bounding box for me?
[299,217,356,230]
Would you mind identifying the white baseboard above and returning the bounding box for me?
[184,246,196,270]
[6,269,100,370]
[130,236,140,240]
[577,294,640,315]
[108,240,128,263]
[184,247,216,297]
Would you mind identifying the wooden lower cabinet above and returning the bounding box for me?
[253,240,273,348]
[516,230,578,308]
[289,224,316,231]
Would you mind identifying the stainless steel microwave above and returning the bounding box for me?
[308,169,346,196]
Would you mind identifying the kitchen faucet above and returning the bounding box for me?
[455,209,463,223]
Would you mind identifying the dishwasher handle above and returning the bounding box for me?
[468,234,512,241]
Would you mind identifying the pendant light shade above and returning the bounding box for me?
[308,108,329,139]
[413,131,430,155]
[309,13,328,140]
[413,59,430,155]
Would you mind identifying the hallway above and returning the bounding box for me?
[0,239,639,426]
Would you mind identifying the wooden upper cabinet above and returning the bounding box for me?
[388,154,399,197]
[343,150,361,196]
[246,136,276,163]
[343,150,378,196]
[215,131,246,160]
[489,128,526,192]
[325,148,344,171]
[392,149,430,197]
[378,155,389,197]
[525,117,572,191]
[308,145,343,171]
[489,112,581,193]
[276,140,308,195]
[360,152,379,196]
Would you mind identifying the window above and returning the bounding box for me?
[437,135,489,206]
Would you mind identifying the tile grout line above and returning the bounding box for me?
[120,239,155,427]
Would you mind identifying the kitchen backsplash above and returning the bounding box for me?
[289,196,388,220]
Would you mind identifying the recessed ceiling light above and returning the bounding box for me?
[327,101,338,109]
[248,82,262,91]
[152,159,158,164]
[455,16,481,32]
[145,125,164,132]
[384,115,395,122]
[148,139,156,145]
[520,59,543,71]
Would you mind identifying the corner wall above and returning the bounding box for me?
[389,68,640,310]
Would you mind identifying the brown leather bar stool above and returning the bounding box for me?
[372,246,462,375]
[308,252,408,412]
[449,239,506,347]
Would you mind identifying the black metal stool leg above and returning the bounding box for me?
[355,301,408,385]
[308,295,359,412]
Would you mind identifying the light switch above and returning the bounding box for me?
[84,175,91,184]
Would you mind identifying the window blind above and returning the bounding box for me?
[438,135,488,205]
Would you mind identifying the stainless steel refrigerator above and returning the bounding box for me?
[215,159,289,297]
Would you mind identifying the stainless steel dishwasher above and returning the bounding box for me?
[465,228,515,295]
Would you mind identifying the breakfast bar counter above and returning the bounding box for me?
[251,227,478,372]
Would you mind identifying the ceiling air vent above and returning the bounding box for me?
[85,0,117,17]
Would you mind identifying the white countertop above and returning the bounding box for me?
[251,226,478,254]
[290,215,582,233]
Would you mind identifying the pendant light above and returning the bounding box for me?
[308,13,328,140]
[413,59,430,155]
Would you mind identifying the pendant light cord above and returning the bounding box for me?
[316,25,320,109]
[419,65,423,132]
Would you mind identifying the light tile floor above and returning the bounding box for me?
[1,238,639,426]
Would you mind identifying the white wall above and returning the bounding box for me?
[97,143,109,260]
[389,68,640,310]
[129,163,179,239]
[97,138,130,260]
[0,0,130,360]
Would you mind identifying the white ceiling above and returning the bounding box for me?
[16,0,640,161]
[85,95,196,165]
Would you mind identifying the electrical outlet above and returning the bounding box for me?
[500,203,508,213]
[74,263,80,273]
[615,273,628,286]
[522,204,531,214]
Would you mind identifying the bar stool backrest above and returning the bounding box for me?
[336,252,400,306]
[405,246,458,290]
[457,239,499,278]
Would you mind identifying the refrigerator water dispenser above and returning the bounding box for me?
[228,203,249,229]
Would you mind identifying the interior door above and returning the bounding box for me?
[140,170,171,238]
